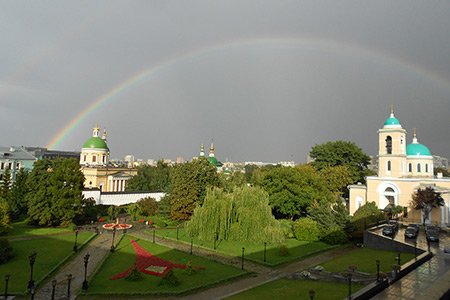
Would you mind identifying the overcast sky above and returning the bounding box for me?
[1,1,450,163]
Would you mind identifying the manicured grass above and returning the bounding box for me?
[320,247,416,273]
[150,227,338,266]
[86,235,247,295]
[226,278,364,300]
[6,220,72,238]
[0,232,95,294]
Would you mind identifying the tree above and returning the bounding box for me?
[318,165,353,197]
[9,168,29,219]
[309,140,372,184]
[352,202,384,231]
[26,158,88,226]
[126,161,171,192]
[0,199,10,234]
[0,168,12,208]
[218,171,246,193]
[258,165,333,219]
[411,187,444,224]
[434,167,449,177]
[186,186,284,244]
[137,197,158,216]
[168,158,219,220]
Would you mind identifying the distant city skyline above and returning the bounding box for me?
[1,1,450,162]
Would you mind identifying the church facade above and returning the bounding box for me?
[349,109,450,226]
[80,125,136,192]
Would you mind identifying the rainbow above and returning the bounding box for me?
[46,36,450,149]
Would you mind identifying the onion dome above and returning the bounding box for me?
[406,129,431,157]
[383,106,402,128]
[83,125,109,149]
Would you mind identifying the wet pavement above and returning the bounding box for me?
[372,225,450,300]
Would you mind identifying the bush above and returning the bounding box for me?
[158,270,180,286]
[185,260,196,276]
[0,238,14,264]
[125,265,143,281]
[278,219,294,238]
[293,217,320,241]
[278,244,289,256]
[320,227,348,245]
[137,197,158,217]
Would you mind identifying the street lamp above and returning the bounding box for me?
[28,251,37,289]
[82,253,90,290]
[396,253,401,266]
[347,272,353,300]
[111,227,116,252]
[376,260,380,282]
[414,240,418,259]
[51,280,57,300]
[309,289,315,300]
[263,242,267,263]
[67,274,72,299]
[4,274,9,300]
[30,285,35,300]
[241,247,245,270]
[73,228,79,252]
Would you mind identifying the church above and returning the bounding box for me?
[80,125,137,192]
[349,109,450,226]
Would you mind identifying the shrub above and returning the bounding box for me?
[185,260,196,276]
[320,227,348,245]
[125,265,143,281]
[293,218,320,241]
[137,197,158,217]
[158,270,180,286]
[278,219,294,238]
[0,238,14,264]
[278,244,289,256]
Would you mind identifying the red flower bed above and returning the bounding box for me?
[98,217,105,222]
[111,240,204,280]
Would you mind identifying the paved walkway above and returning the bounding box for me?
[34,232,116,300]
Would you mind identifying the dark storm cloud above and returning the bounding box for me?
[1,1,449,162]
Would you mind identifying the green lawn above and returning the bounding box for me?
[86,235,247,295]
[320,247,416,273]
[6,220,72,238]
[0,232,95,294]
[149,227,338,266]
[226,278,364,300]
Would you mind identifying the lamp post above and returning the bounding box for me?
[73,229,79,252]
[309,289,315,300]
[263,242,267,263]
[190,238,193,255]
[30,285,35,300]
[414,240,418,259]
[28,251,37,289]
[66,274,72,299]
[347,273,352,300]
[111,227,116,252]
[396,253,401,266]
[241,247,245,270]
[82,253,90,290]
[176,225,179,240]
[51,280,57,300]
[4,274,9,300]
[376,260,380,282]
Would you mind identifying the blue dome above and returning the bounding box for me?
[384,116,401,126]
[406,143,431,156]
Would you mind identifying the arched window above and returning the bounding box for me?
[417,163,421,173]
[425,164,428,173]
[408,163,412,172]
[387,161,391,171]
[92,156,97,163]
[385,136,392,154]
[83,155,87,162]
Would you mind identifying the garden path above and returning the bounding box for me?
[129,231,351,300]
[34,231,117,300]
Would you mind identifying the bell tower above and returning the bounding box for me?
[378,106,407,177]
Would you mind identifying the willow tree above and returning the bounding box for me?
[186,186,284,244]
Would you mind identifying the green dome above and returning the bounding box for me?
[406,143,431,156]
[83,137,109,150]
[208,156,223,167]
[384,116,401,126]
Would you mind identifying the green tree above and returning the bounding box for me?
[168,158,219,220]
[137,197,158,216]
[126,161,171,192]
[411,187,444,224]
[309,140,372,184]
[186,186,284,244]
[26,158,87,226]
[258,165,333,219]
[218,171,246,192]
[0,199,10,234]
[9,168,29,219]
[0,168,12,205]
[318,165,353,197]
[352,202,384,231]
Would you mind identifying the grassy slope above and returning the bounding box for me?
[6,221,72,238]
[150,227,337,266]
[0,232,94,293]
[87,235,246,295]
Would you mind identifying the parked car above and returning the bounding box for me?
[426,229,439,242]
[389,221,399,231]
[404,226,419,239]
[382,225,395,237]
